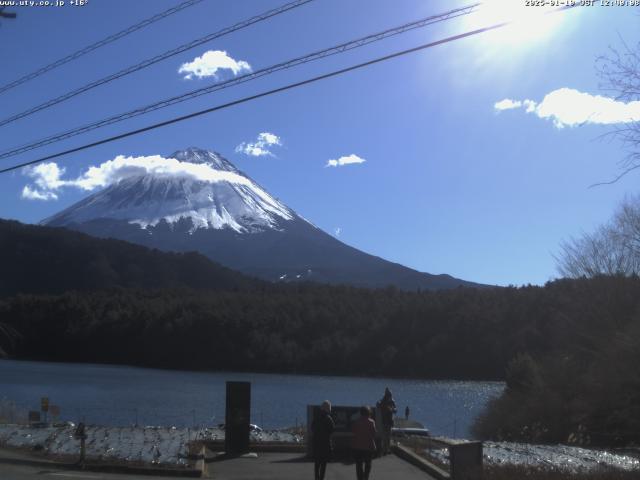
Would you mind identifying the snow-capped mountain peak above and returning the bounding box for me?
[43,148,295,233]
[41,147,481,290]
[169,147,239,172]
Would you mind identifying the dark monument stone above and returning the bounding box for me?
[28,411,41,424]
[450,441,483,480]
[225,381,251,455]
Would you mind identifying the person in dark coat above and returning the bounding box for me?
[311,400,334,480]
[351,406,377,480]
[376,387,397,455]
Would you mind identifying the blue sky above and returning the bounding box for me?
[0,0,638,286]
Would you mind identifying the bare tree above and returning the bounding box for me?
[616,197,640,253]
[556,195,640,278]
[593,40,640,185]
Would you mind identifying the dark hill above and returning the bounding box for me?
[0,219,260,296]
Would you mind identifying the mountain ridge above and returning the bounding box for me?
[0,218,260,297]
[43,147,485,290]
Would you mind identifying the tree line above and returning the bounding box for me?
[2,275,639,445]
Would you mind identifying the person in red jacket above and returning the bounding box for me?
[351,406,377,480]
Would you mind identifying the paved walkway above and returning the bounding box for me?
[205,452,436,479]
[0,463,182,480]
[0,448,437,479]
[0,448,190,479]
[0,446,65,467]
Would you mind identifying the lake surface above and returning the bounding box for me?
[0,359,503,438]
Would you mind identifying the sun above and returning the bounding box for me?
[463,0,568,46]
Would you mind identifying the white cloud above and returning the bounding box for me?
[495,88,640,128]
[21,154,261,201]
[21,185,58,201]
[26,162,66,190]
[235,132,282,157]
[178,50,251,80]
[20,162,67,200]
[325,154,366,168]
[494,99,523,111]
[523,99,537,113]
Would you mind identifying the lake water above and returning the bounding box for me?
[0,359,503,438]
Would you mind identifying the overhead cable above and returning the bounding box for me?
[0,5,578,175]
[0,0,205,95]
[0,0,315,127]
[0,3,480,160]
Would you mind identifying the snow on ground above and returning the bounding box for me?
[0,424,301,467]
[427,440,640,473]
[5,422,636,473]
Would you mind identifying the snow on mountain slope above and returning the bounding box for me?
[43,147,484,290]
[43,147,295,233]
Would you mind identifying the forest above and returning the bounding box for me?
[2,198,640,447]
[0,219,260,296]
[1,275,639,446]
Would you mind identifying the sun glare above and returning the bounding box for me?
[465,0,567,46]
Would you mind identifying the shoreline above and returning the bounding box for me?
[0,357,506,383]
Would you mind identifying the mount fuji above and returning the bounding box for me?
[43,147,480,290]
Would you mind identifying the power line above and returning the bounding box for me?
[0,0,314,128]
[0,0,204,95]
[0,5,578,176]
[0,3,480,161]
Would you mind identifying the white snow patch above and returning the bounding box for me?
[44,152,297,234]
[0,424,301,466]
[426,440,640,473]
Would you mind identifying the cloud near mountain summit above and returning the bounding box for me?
[21,155,253,201]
